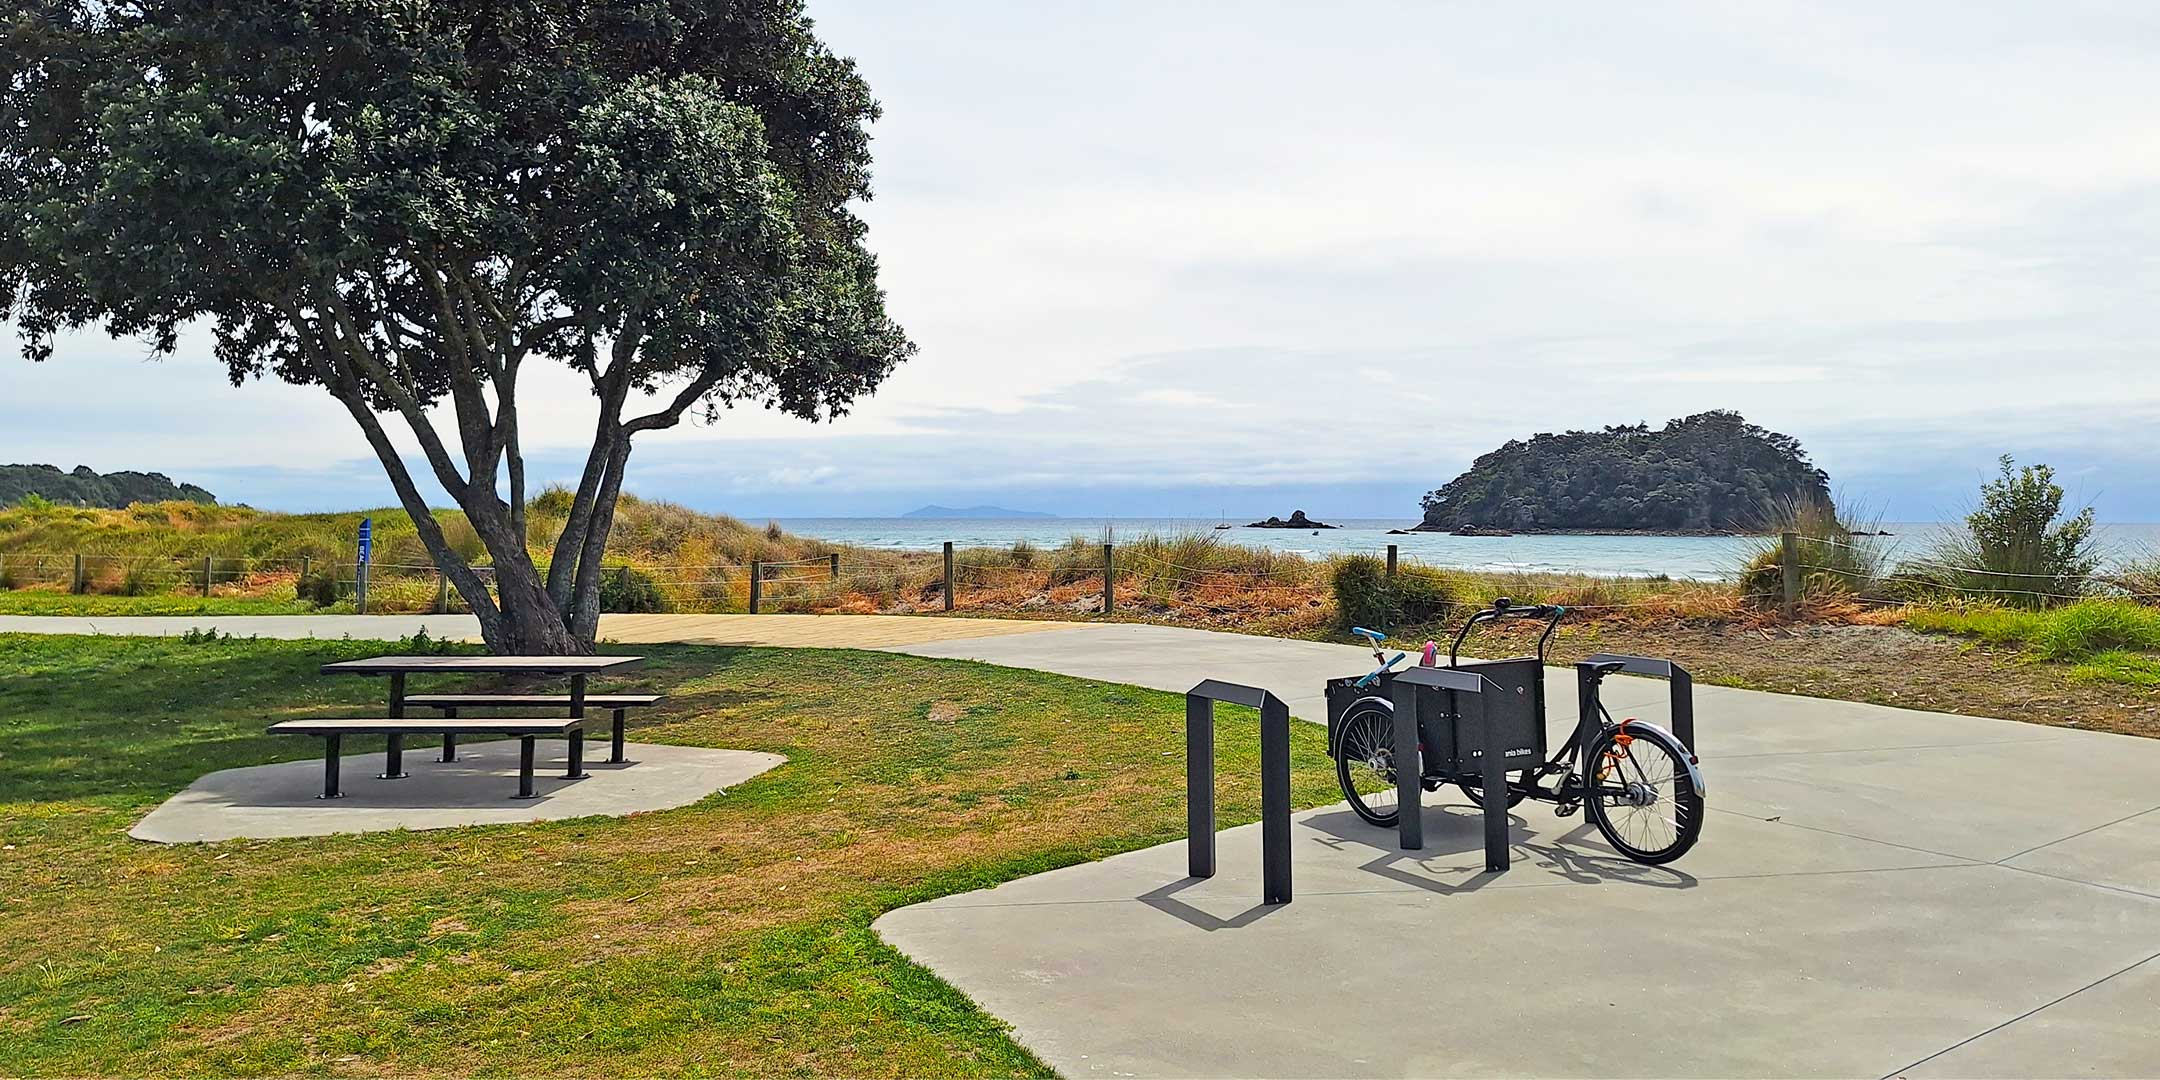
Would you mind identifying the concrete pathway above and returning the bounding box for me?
[13,613,2160,1074]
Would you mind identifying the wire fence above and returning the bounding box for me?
[4,533,2155,620]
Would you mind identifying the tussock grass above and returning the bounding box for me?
[1737,495,1887,607]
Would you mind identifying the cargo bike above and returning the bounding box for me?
[1327,598,1706,864]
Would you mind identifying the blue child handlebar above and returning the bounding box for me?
[1354,651,1407,689]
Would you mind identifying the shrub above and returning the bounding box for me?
[599,565,669,613]
[1393,565,1460,625]
[529,484,577,516]
[1904,456,2096,608]
[119,560,171,597]
[1332,555,1394,629]
[1331,557,1459,631]
[296,566,341,607]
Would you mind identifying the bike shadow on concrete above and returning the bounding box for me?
[1296,802,1699,897]
[1136,800,1699,934]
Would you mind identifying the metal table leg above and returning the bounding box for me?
[610,708,627,764]
[321,734,344,799]
[379,733,407,779]
[513,736,538,798]
[566,727,588,780]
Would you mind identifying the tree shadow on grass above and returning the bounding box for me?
[0,638,747,807]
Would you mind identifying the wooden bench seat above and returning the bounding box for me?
[400,694,663,764]
[268,717,588,800]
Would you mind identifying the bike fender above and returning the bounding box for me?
[1617,719,1706,796]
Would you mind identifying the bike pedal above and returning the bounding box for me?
[1555,802,1580,818]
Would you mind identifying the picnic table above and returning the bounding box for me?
[273,654,645,799]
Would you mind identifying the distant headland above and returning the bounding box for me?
[901,505,1056,519]
[2,464,216,508]
[1414,411,1830,535]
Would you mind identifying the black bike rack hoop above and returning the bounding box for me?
[1577,654,1695,751]
[1387,666,1510,872]
[1185,679,1293,906]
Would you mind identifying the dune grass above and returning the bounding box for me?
[1896,599,2160,686]
[0,634,1336,1077]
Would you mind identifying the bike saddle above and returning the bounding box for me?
[1586,660,1628,678]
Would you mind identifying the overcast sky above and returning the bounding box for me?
[7,0,2160,520]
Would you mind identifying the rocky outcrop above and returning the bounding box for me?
[1246,510,1337,529]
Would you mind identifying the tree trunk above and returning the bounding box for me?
[486,555,586,654]
[459,512,587,655]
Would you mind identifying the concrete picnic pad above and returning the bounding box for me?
[14,613,2160,1074]
[131,740,783,843]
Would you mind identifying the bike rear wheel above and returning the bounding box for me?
[1335,697,1404,827]
[1584,726,1703,864]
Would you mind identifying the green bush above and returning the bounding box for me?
[119,561,171,597]
[599,565,669,613]
[1331,557,1459,631]
[1332,555,1394,629]
[1904,456,2097,608]
[296,566,341,607]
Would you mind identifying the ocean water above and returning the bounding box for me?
[771,518,2160,582]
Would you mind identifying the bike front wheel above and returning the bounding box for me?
[1334,696,1404,827]
[1583,726,1703,864]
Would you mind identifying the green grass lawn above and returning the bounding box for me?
[0,592,319,616]
[0,634,1336,1077]
[1901,599,2160,686]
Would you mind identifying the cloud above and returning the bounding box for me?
[7,0,2160,521]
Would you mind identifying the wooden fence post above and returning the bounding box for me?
[1780,532,1800,620]
[943,542,956,611]
[202,556,213,596]
[434,571,449,614]
[829,552,841,580]
[299,555,311,586]
[73,553,87,594]
[749,560,763,614]
[1102,543,1115,614]
[1386,544,1399,577]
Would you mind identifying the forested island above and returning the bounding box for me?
[0,464,216,508]
[1416,411,1829,534]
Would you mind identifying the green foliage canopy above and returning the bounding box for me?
[1420,411,1831,533]
[1,1,914,651]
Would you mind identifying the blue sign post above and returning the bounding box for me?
[356,517,373,615]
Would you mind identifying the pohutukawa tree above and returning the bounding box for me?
[1,1,913,653]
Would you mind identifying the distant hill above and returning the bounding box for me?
[901,504,1055,519]
[1417,411,1830,534]
[0,464,217,508]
